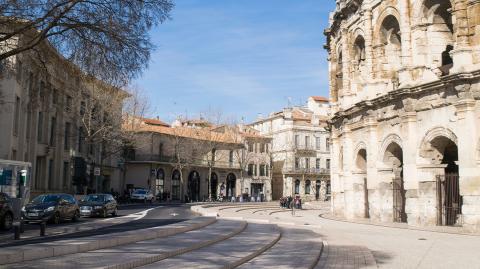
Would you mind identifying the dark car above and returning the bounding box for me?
[22,194,80,224]
[79,194,118,218]
[0,193,14,230]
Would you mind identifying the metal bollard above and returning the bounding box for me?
[40,222,46,236]
[13,223,20,240]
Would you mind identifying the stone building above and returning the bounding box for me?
[0,35,123,197]
[325,0,480,230]
[250,96,331,201]
[123,118,273,202]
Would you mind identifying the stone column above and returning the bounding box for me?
[455,98,480,231]
[364,8,374,81]
[343,126,357,218]
[451,0,473,73]
[341,25,351,103]
[398,0,413,84]
[365,117,379,220]
[400,111,420,225]
[331,133,345,217]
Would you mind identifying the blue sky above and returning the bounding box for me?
[135,0,335,123]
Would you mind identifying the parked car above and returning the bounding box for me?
[0,193,14,230]
[22,194,80,224]
[130,189,154,203]
[79,194,118,218]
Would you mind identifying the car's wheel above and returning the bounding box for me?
[1,212,13,230]
[112,207,118,217]
[72,210,80,222]
[51,212,61,224]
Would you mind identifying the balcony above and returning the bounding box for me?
[127,154,240,169]
[283,167,330,175]
[293,144,318,156]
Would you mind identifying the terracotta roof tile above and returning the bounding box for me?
[311,96,329,102]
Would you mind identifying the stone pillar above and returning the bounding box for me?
[417,164,448,226]
[365,117,379,220]
[342,126,357,218]
[331,134,345,217]
[401,111,420,225]
[364,8,374,81]
[398,0,413,85]
[455,99,480,231]
[341,25,351,104]
[451,0,473,73]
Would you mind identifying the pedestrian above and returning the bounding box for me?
[290,199,295,216]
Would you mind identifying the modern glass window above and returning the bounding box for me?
[305,180,311,194]
[295,179,300,194]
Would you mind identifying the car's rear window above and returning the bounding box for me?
[134,190,147,194]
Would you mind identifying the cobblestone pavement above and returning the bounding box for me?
[199,202,480,269]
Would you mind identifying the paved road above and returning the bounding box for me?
[0,203,197,247]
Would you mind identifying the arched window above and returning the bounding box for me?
[305,180,311,195]
[379,15,402,78]
[294,179,300,194]
[155,169,165,199]
[171,170,181,200]
[353,35,366,82]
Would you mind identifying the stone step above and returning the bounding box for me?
[1,219,246,269]
[238,227,323,269]
[138,222,282,269]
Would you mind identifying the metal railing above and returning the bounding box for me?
[127,154,240,169]
[282,167,330,175]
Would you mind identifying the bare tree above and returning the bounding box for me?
[0,0,174,86]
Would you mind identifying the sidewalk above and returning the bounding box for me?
[194,204,480,269]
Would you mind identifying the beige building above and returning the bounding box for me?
[123,118,273,202]
[0,36,122,197]
[326,0,480,231]
[250,97,331,201]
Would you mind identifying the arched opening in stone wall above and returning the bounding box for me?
[187,170,201,202]
[226,173,236,199]
[356,148,369,218]
[383,142,406,223]
[211,172,218,199]
[378,15,402,79]
[428,136,461,226]
[171,170,181,201]
[353,35,367,84]
[421,0,454,75]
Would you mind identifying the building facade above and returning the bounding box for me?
[250,97,331,201]
[0,38,123,197]
[326,0,480,231]
[123,119,273,202]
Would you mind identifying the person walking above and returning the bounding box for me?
[290,199,295,216]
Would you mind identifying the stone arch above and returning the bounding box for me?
[353,142,367,171]
[373,9,402,79]
[414,0,454,75]
[419,127,458,165]
[373,7,401,46]
[379,134,403,162]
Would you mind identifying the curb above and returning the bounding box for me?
[227,225,283,269]
[104,221,249,269]
[0,217,216,265]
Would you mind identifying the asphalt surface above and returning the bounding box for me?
[0,203,197,247]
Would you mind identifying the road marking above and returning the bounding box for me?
[107,206,162,221]
[170,213,179,217]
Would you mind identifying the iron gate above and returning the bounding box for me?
[436,174,462,226]
[392,177,406,222]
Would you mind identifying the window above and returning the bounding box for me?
[266,166,270,177]
[156,169,165,198]
[64,122,71,150]
[78,127,83,153]
[159,143,164,157]
[80,101,86,116]
[295,157,299,169]
[253,164,257,176]
[305,158,310,169]
[49,117,56,146]
[37,111,44,143]
[248,142,254,152]
[326,159,331,169]
[63,162,69,189]
[295,179,300,194]
[52,89,58,105]
[11,149,17,160]
[260,164,266,176]
[316,137,321,149]
[260,143,265,153]
[13,96,20,136]
[326,138,330,151]
[305,136,310,148]
[316,158,321,169]
[48,159,54,190]
[248,164,254,176]
[229,151,234,164]
[305,180,311,194]
[65,95,72,112]
[295,135,299,147]
[212,149,216,162]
